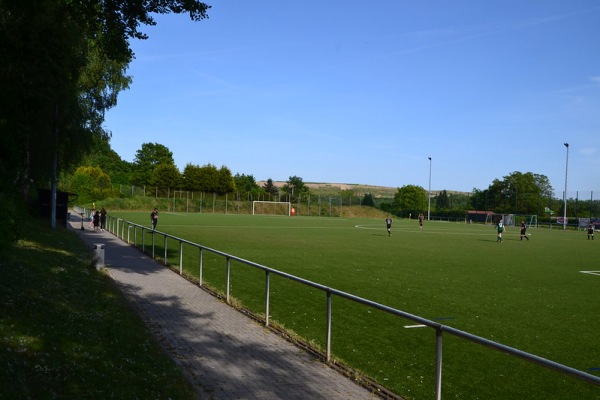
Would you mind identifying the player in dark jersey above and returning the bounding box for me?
[520,220,529,241]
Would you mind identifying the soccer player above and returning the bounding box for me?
[418,213,424,228]
[520,220,529,241]
[588,223,595,240]
[495,219,505,242]
[385,216,392,236]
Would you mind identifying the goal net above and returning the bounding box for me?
[485,213,538,228]
[501,214,538,228]
[252,201,291,216]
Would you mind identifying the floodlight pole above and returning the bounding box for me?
[563,143,569,230]
[428,157,432,221]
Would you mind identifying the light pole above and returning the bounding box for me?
[563,143,569,230]
[427,157,432,221]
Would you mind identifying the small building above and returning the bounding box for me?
[37,188,74,227]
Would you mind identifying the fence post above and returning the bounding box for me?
[199,248,203,286]
[435,328,443,400]
[226,257,231,303]
[326,289,332,362]
[164,236,168,266]
[179,240,184,275]
[265,270,271,327]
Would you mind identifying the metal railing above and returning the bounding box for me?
[106,215,600,399]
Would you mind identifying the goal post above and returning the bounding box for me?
[252,201,291,216]
[502,214,538,228]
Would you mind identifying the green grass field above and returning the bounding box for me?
[110,211,600,399]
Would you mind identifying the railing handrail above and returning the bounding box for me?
[105,215,600,398]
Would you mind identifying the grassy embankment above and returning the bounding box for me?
[0,217,196,399]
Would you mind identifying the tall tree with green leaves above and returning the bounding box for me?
[435,190,449,210]
[182,163,203,191]
[234,174,261,198]
[282,176,309,202]
[486,171,553,214]
[0,0,210,232]
[216,166,235,194]
[394,185,428,214]
[131,143,175,186]
[152,164,181,191]
[197,164,219,193]
[262,179,279,198]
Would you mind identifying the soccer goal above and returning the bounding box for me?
[501,214,538,228]
[252,201,291,216]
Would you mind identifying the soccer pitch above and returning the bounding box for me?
[111,211,600,399]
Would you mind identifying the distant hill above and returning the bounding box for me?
[257,181,398,198]
[257,181,467,198]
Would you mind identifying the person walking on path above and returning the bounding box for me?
[93,210,100,232]
[520,220,530,241]
[385,216,392,236]
[89,208,95,229]
[150,208,159,231]
[496,219,506,242]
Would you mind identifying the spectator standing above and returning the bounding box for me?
[100,208,107,231]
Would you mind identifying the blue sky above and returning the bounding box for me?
[104,1,600,194]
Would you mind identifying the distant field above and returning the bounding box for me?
[109,211,600,399]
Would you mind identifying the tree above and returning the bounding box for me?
[0,0,210,231]
[435,190,449,210]
[262,179,279,198]
[362,193,375,207]
[131,143,175,186]
[152,164,181,191]
[234,174,261,198]
[78,135,133,185]
[282,176,309,202]
[197,164,219,193]
[69,166,112,203]
[394,185,428,215]
[216,166,235,194]
[182,163,203,191]
[485,171,554,215]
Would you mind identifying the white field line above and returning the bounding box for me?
[579,271,600,276]
[354,224,495,236]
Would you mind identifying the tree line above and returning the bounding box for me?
[65,135,597,221]
[0,0,211,255]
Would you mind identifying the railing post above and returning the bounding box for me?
[151,230,155,259]
[164,236,168,266]
[435,328,443,400]
[179,241,184,275]
[326,289,332,362]
[127,225,132,244]
[226,257,231,303]
[265,270,271,327]
[198,248,203,286]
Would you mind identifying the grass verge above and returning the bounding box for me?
[0,216,196,399]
